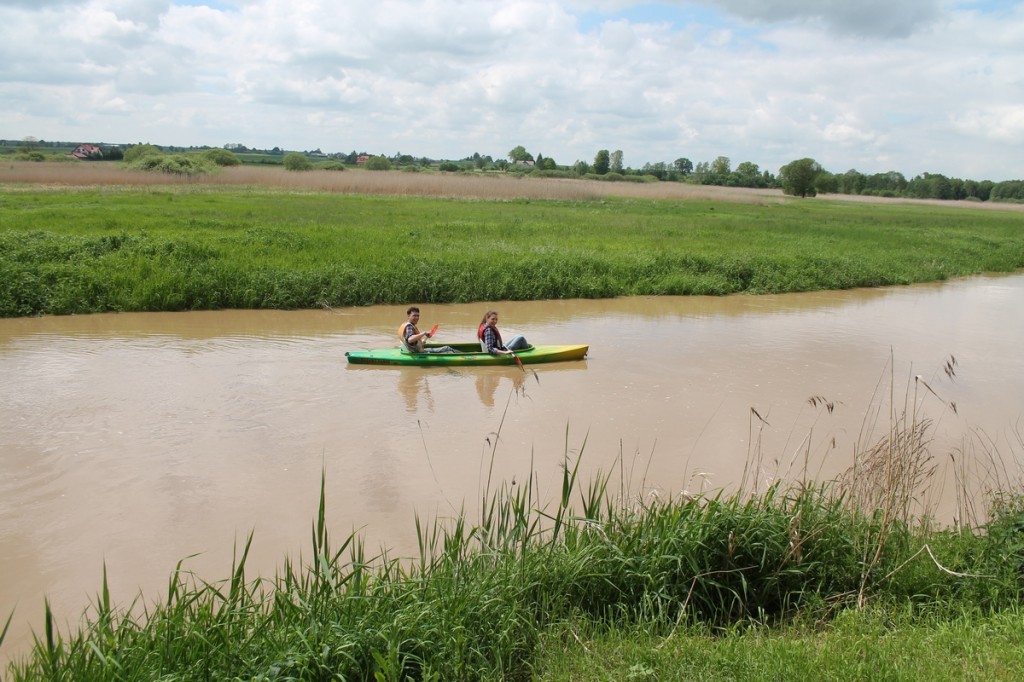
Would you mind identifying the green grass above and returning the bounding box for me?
[534,607,1024,681]
[2,187,1023,316]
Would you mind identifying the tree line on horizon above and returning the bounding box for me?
[3,137,1022,203]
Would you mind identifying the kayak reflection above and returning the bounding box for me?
[347,361,588,411]
[474,370,527,408]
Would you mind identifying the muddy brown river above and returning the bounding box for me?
[2,274,1023,662]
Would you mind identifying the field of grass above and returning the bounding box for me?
[2,163,1022,317]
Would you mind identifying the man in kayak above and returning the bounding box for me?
[400,307,457,353]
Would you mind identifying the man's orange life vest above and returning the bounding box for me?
[399,321,418,340]
[399,321,422,352]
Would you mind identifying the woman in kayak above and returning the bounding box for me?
[478,310,529,354]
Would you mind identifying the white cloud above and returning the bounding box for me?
[0,0,1021,180]
[697,0,944,38]
[952,106,1024,142]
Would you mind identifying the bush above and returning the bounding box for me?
[320,161,347,171]
[128,154,215,176]
[364,156,392,171]
[202,149,241,167]
[16,152,47,162]
[122,144,163,164]
[283,153,313,171]
[530,169,579,179]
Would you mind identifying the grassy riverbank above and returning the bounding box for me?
[4,414,1024,680]
[3,486,1024,680]
[535,608,1024,680]
[2,181,1023,316]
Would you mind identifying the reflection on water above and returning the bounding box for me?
[2,274,1024,663]
[475,370,524,408]
[394,367,528,411]
[346,363,587,411]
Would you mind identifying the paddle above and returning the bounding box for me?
[428,324,439,337]
[509,351,540,383]
[509,351,525,372]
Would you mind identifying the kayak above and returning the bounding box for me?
[346,342,589,367]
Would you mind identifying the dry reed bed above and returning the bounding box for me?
[0,161,842,205]
[0,162,785,202]
[5,161,1023,210]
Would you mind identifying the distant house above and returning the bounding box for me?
[356,154,371,165]
[71,144,102,159]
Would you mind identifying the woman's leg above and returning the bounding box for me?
[505,335,529,350]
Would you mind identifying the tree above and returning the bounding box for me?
[641,161,667,180]
[815,170,839,194]
[864,171,907,194]
[968,180,994,201]
[733,161,762,187]
[674,158,693,176]
[906,172,953,199]
[709,156,731,184]
[507,145,533,163]
[991,180,1024,201]
[693,161,710,183]
[838,169,866,195]
[536,153,556,170]
[283,153,313,171]
[610,150,624,173]
[779,158,822,198]
[593,149,610,175]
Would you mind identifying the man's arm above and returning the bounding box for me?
[408,328,431,343]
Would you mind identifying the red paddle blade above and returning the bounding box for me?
[429,324,439,336]
[511,352,525,372]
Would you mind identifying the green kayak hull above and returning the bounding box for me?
[346,342,588,367]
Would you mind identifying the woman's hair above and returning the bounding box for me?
[479,310,498,325]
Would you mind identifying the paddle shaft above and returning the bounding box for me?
[510,351,525,371]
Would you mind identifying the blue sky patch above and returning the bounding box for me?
[574,2,729,33]
[174,0,236,10]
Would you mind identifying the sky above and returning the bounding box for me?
[1,0,1022,181]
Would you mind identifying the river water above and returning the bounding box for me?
[2,274,1023,662]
